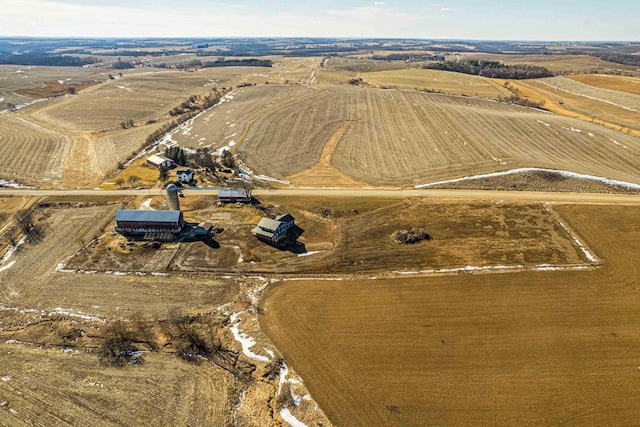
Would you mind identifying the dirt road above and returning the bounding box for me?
[1,187,639,204]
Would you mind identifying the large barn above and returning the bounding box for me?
[115,210,184,240]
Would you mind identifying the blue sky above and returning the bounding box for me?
[0,0,638,40]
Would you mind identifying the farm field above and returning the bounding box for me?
[0,203,238,318]
[567,74,640,96]
[464,53,640,75]
[261,203,640,426]
[215,85,640,186]
[171,84,316,153]
[0,346,232,427]
[505,78,640,132]
[31,70,237,132]
[359,69,511,98]
[0,65,107,111]
[0,115,70,184]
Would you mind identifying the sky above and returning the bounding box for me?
[0,0,638,41]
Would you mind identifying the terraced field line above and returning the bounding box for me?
[495,78,640,137]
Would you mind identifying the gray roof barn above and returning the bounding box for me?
[115,210,182,223]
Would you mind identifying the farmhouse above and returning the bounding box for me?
[177,169,194,184]
[115,209,184,241]
[252,213,295,245]
[147,154,175,169]
[219,188,252,203]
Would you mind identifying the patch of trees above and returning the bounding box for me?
[499,95,546,109]
[425,60,554,79]
[0,52,96,67]
[371,54,445,61]
[98,320,145,367]
[201,58,273,68]
[164,146,188,166]
[393,228,431,244]
[220,149,236,169]
[349,78,364,85]
[591,53,640,67]
[111,58,136,69]
[120,119,135,129]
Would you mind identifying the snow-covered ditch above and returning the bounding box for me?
[229,312,271,362]
[415,168,640,190]
[0,235,28,273]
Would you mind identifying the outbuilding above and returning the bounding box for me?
[147,154,175,169]
[219,188,252,203]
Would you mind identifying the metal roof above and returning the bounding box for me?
[147,154,171,165]
[115,209,182,223]
[219,188,249,197]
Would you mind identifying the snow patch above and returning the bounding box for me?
[255,175,291,185]
[280,408,307,427]
[50,308,105,323]
[1,376,10,382]
[297,251,325,257]
[229,312,270,362]
[140,198,154,210]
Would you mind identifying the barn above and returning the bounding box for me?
[252,213,295,245]
[219,188,252,203]
[147,154,175,169]
[115,210,184,240]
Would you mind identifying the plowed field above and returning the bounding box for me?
[213,85,640,186]
[261,204,640,426]
[0,115,70,183]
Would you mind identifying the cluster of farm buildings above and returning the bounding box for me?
[114,184,295,246]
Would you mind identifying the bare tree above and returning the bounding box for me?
[127,175,140,188]
[114,178,125,188]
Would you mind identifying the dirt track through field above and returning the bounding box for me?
[286,122,369,187]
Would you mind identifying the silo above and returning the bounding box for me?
[166,184,180,211]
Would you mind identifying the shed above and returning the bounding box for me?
[219,188,252,203]
[147,154,175,169]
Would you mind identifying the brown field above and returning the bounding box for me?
[261,204,640,426]
[0,346,231,427]
[0,115,70,184]
[428,170,640,194]
[464,53,640,75]
[171,84,314,153]
[360,69,510,98]
[93,121,167,175]
[0,204,238,318]
[215,85,640,186]
[506,78,640,132]
[567,74,640,96]
[32,71,233,132]
[0,65,107,111]
[323,57,418,73]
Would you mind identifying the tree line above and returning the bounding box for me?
[425,60,554,79]
[0,52,96,67]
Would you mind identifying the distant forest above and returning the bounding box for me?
[426,60,554,79]
[0,52,95,67]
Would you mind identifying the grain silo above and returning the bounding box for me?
[166,184,180,211]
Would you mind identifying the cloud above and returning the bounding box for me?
[374,1,385,4]
[440,7,453,13]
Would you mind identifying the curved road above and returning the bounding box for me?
[0,187,639,205]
